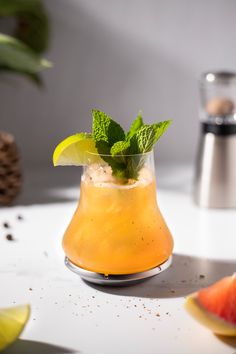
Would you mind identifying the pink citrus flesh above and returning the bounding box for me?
[185,274,236,336]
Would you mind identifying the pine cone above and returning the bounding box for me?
[0,131,22,206]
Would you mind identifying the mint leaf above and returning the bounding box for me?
[126,111,143,140]
[111,140,130,156]
[125,157,140,180]
[92,110,126,178]
[95,140,111,156]
[136,125,156,152]
[110,140,130,165]
[152,120,172,143]
[130,120,172,155]
[130,125,156,154]
[128,125,156,178]
[96,140,126,178]
[92,109,125,147]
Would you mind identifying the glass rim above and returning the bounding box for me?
[86,149,154,158]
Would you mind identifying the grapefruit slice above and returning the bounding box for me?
[0,304,30,351]
[185,274,236,336]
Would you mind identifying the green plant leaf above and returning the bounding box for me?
[110,140,130,165]
[111,140,130,156]
[130,125,156,154]
[95,140,127,179]
[0,0,49,53]
[92,110,127,178]
[126,111,144,140]
[152,120,172,143]
[0,34,52,74]
[130,121,172,155]
[92,109,125,147]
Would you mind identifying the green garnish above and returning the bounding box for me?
[126,111,144,141]
[91,109,171,180]
[53,109,171,180]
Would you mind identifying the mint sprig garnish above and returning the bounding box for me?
[92,109,125,146]
[111,141,130,158]
[153,121,172,142]
[126,111,144,141]
[91,109,171,181]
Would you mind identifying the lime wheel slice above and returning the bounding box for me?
[0,304,30,351]
[53,133,101,166]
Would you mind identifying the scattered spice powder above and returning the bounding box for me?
[199,274,205,279]
[17,215,23,221]
[29,288,33,291]
[3,222,10,229]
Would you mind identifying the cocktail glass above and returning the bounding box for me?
[63,150,173,282]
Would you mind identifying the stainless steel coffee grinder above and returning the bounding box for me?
[194,71,236,208]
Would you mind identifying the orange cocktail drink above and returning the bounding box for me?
[62,152,173,275]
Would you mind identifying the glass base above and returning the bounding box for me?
[64,256,172,286]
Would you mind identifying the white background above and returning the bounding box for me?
[1,0,236,167]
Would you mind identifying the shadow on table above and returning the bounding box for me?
[215,335,236,349]
[3,339,78,354]
[85,253,236,298]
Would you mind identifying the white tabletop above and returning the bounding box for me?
[0,165,236,354]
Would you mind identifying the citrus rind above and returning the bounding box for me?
[0,304,31,351]
[185,294,236,336]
